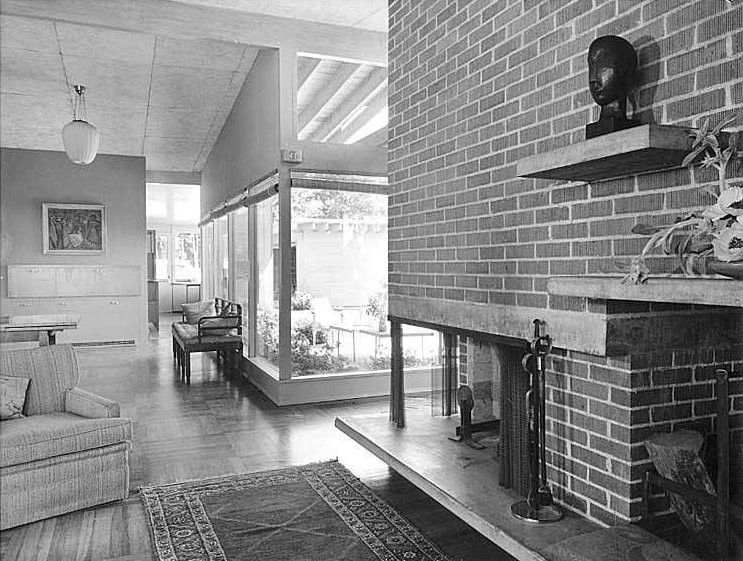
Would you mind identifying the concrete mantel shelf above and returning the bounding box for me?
[517,124,693,182]
[390,294,742,356]
[547,275,743,308]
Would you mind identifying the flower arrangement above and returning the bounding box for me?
[366,291,388,332]
[622,115,742,284]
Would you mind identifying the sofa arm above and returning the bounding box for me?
[64,387,121,418]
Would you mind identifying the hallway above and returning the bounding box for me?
[0,315,513,560]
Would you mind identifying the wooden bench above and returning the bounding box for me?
[171,297,242,383]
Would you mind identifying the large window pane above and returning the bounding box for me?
[232,207,250,352]
[255,195,279,365]
[290,187,390,376]
[155,233,169,281]
[215,216,229,299]
[201,222,214,298]
[173,231,201,283]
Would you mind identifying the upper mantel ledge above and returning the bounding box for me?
[547,275,743,308]
[515,124,728,182]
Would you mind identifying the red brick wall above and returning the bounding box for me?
[546,342,742,524]
[388,0,742,310]
[389,0,743,526]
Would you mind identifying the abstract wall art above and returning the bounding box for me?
[42,203,106,254]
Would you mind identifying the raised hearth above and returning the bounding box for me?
[335,412,598,561]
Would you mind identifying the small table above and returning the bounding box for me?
[358,326,435,358]
[0,314,80,346]
[329,324,358,361]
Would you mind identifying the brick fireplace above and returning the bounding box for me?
[392,291,743,526]
[387,0,743,528]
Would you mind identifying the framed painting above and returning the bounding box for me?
[42,203,107,254]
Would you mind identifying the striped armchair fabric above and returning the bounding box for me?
[0,345,133,529]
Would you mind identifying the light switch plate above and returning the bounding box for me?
[281,148,303,164]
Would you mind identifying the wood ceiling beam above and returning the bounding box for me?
[297,62,358,136]
[326,85,387,144]
[0,0,387,64]
[146,170,201,184]
[310,67,387,142]
[297,57,321,91]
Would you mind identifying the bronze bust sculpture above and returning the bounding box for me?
[586,35,640,139]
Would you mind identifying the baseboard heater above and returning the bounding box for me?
[71,340,136,348]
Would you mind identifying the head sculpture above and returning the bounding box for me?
[587,35,638,121]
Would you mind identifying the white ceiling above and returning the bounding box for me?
[0,0,388,173]
[169,0,388,32]
[0,15,259,172]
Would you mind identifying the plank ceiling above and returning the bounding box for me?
[297,55,388,146]
[0,16,259,172]
[0,0,388,173]
[170,0,387,32]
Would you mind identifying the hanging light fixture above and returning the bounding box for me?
[62,85,99,165]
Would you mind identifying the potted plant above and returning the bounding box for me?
[622,115,742,283]
[290,291,314,326]
[366,291,388,332]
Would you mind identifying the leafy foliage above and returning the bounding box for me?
[290,291,313,310]
[257,305,348,375]
[257,306,279,359]
[290,339,350,376]
[366,349,424,371]
[365,292,387,318]
[623,115,743,283]
[292,189,386,220]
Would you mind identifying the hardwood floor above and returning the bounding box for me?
[0,315,514,561]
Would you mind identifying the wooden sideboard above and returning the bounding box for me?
[5,265,144,345]
[7,265,141,298]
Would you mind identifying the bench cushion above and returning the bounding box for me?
[172,323,241,346]
[201,316,240,336]
[181,301,215,324]
[0,412,133,468]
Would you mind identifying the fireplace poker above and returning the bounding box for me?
[510,320,562,523]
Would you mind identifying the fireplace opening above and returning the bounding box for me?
[427,332,533,497]
[391,315,741,559]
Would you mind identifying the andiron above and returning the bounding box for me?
[449,385,486,449]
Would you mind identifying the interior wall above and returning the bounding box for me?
[201,48,281,213]
[0,148,148,345]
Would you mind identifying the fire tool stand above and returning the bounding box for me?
[511,319,562,523]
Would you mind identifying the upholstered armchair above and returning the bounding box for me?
[0,344,132,529]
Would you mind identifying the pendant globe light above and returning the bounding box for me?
[62,85,99,165]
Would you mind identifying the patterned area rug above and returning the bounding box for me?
[140,461,451,561]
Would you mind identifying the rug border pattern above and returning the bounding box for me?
[139,461,452,561]
[185,493,227,561]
